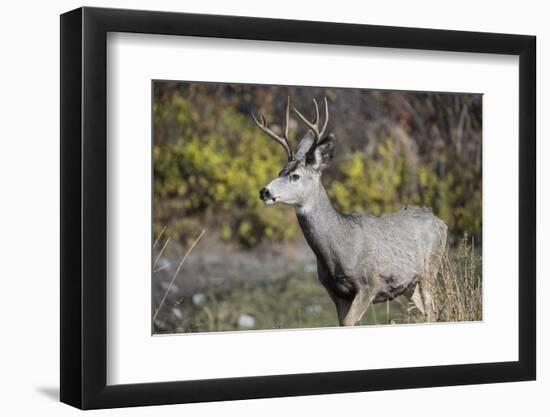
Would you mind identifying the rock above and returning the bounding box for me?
[305,304,322,314]
[192,293,206,306]
[237,314,255,329]
[172,307,182,319]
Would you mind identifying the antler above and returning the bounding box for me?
[293,97,329,145]
[251,97,294,161]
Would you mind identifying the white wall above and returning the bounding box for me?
[0,0,545,415]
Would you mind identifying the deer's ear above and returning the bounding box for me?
[309,134,335,171]
[295,130,315,161]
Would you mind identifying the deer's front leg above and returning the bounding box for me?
[342,276,379,326]
[331,296,352,326]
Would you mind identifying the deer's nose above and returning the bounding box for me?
[259,187,271,200]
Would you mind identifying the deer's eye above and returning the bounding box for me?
[289,174,300,182]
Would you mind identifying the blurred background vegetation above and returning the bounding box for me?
[152,81,482,334]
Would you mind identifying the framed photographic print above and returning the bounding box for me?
[60,6,536,409]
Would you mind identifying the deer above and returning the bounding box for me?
[252,97,448,326]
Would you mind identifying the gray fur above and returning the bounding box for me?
[254,99,448,326]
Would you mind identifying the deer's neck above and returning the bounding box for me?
[295,184,347,268]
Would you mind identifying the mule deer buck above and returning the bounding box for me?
[252,97,447,326]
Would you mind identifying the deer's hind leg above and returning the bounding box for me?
[420,248,445,322]
[407,284,425,315]
[418,281,435,322]
[419,257,438,322]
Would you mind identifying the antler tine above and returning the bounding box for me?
[285,96,290,141]
[293,106,318,141]
[250,112,264,130]
[293,96,329,145]
[312,98,319,125]
[251,102,294,160]
[319,96,329,140]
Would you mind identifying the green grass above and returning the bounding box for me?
[153,273,418,333]
[153,271,413,334]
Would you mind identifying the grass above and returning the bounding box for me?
[152,235,482,334]
[433,235,482,322]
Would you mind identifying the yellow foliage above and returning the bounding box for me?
[154,92,481,247]
[154,92,296,247]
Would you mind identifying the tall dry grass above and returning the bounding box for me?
[432,235,482,323]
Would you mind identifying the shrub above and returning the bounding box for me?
[153,87,482,248]
[154,91,298,247]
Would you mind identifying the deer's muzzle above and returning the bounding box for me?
[259,187,271,200]
[259,187,277,205]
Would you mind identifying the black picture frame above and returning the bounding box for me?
[60,6,536,410]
